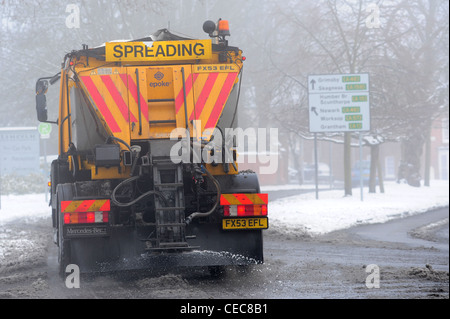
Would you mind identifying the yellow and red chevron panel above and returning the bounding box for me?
[173,66,196,135]
[174,65,239,137]
[78,64,239,142]
[126,68,150,139]
[78,67,148,143]
[61,199,110,213]
[220,194,268,205]
[61,199,110,224]
[221,193,268,217]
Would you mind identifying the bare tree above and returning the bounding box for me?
[264,0,394,194]
[247,0,448,190]
[381,0,449,186]
[0,0,175,127]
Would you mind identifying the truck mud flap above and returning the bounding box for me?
[65,225,263,274]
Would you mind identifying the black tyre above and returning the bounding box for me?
[56,184,73,278]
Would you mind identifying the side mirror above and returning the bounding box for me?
[35,79,49,122]
[36,93,48,122]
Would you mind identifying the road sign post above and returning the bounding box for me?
[308,73,370,200]
[359,133,364,201]
[314,133,319,200]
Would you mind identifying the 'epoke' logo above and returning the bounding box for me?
[154,71,164,81]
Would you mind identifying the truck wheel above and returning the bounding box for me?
[215,172,264,269]
[56,184,73,278]
[215,171,261,194]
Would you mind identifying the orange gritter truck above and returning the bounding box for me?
[35,20,268,276]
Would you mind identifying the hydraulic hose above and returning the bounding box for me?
[111,175,168,207]
[106,136,132,153]
[105,136,140,176]
[129,145,141,177]
[185,154,222,225]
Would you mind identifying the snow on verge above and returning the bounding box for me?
[0,193,50,225]
[0,181,448,237]
[268,181,449,236]
[0,194,50,267]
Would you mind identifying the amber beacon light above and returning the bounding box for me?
[203,19,231,40]
[218,19,230,37]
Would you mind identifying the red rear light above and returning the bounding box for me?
[223,206,230,216]
[220,194,268,217]
[86,212,95,223]
[63,211,109,224]
[261,205,268,216]
[243,205,254,216]
[222,204,269,217]
[64,213,71,224]
[78,212,87,223]
[62,199,110,224]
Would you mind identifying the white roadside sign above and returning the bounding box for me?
[308,73,370,133]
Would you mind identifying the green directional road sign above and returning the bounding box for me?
[308,73,370,133]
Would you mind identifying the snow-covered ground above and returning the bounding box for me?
[0,193,50,225]
[264,180,449,236]
[0,180,448,237]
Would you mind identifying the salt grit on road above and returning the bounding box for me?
[0,181,448,236]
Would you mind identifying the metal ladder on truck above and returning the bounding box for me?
[147,160,192,251]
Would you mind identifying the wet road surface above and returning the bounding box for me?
[0,206,448,299]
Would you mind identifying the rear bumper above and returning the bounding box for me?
[64,222,264,273]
